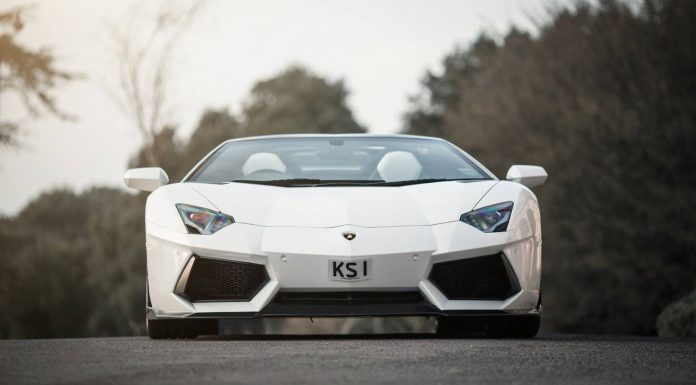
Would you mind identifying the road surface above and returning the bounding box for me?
[1,334,695,384]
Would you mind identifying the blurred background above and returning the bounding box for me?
[1,0,695,339]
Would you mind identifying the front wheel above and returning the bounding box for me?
[147,318,218,339]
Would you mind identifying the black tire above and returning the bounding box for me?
[486,315,540,338]
[147,318,219,339]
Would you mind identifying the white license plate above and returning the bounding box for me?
[329,258,372,281]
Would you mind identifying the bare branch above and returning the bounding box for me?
[105,0,205,164]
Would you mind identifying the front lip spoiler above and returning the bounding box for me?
[147,303,539,320]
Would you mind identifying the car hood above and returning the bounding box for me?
[187,180,498,228]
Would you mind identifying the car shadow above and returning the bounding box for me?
[195,332,497,341]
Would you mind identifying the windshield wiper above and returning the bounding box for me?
[229,178,489,187]
[314,180,388,186]
[367,178,490,186]
[309,178,489,186]
[230,178,323,186]
[231,179,394,187]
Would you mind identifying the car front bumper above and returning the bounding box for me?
[146,220,542,319]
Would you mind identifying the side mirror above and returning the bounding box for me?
[506,165,547,188]
[123,167,169,192]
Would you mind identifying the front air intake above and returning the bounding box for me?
[176,256,269,301]
[428,253,520,300]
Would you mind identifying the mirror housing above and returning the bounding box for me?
[123,167,169,192]
[506,165,547,188]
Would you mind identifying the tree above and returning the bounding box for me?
[185,109,241,165]
[107,0,205,165]
[405,0,696,334]
[0,6,75,146]
[129,108,241,181]
[0,188,138,338]
[242,66,366,136]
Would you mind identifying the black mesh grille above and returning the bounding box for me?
[428,253,520,300]
[183,257,269,301]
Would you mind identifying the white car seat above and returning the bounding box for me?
[242,152,288,177]
[376,151,422,182]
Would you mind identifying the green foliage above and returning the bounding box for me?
[129,110,241,181]
[130,109,242,181]
[129,127,186,176]
[242,66,366,135]
[405,0,696,334]
[0,188,142,338]
[184,109,242,172]
[657,289,696,337]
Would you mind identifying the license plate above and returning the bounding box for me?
[329,258,372,281]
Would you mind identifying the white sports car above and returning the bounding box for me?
[124,134,547,339]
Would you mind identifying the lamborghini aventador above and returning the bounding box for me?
[123,134,547,339]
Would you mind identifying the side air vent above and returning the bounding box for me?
[175,256,269,302]
[428,253,520,300]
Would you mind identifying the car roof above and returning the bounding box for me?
[221,133,446,144]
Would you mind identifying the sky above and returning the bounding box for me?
[1,0,558,215]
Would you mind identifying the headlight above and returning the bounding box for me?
[460,202,513,233]
[176,204,234,235]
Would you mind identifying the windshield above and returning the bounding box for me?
[186,136,492,186]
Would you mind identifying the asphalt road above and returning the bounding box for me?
[1,334,695,385]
